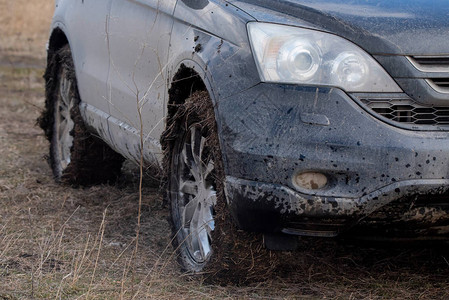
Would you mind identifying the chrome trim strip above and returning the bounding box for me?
[406,56,449,73]
[425,79,449,94]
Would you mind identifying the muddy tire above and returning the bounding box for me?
[38,45,124,185]
[166,91,222,273]
[164,91,277,283]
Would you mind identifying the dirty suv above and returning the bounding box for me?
[39,0,449,273]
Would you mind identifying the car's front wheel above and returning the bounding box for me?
[165,90,279,283]
[168,91,221,272]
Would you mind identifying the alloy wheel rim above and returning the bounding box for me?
[177,124,216,263]
[55,69,75,171]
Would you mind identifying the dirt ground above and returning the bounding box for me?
[1,1,449,299]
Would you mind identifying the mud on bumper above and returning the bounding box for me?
[225,176,449,237]
[218,83,449,238]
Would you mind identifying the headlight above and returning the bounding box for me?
[247,22,401,93]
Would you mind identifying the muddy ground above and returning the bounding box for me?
[1,51,449,299]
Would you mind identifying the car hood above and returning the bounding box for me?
[232,0,449,55]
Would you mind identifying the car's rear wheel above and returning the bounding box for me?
[39,45,124,185]
[52,63,75,177]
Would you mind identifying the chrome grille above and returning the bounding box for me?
[431,78,449,88]
[407,56,449,94]
[407,55,449,72]
[411,56,449,68]
[360,96,449,126]
[428,78,449,93]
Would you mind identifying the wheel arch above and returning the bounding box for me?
[39,27,72,142]
[48,27,69,54]
[165,59,228,168]
[167,60,219,125]
[162,58,229,190]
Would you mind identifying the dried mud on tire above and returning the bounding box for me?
[38,45,124,185]
[163,91,281,285]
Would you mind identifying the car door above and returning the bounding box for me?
[106,0,177,163]
[64,0,113,116]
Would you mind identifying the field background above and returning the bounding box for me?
[1,0,449,299]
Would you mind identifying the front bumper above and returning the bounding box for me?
[225,176,449,236]
[217,83,449,236]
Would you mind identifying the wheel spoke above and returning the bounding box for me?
[59,120,69,140]
[207,191,217,207]
[176,123,218,264]
[204,192,216,233]
[57,106,74,168]
[182,195,198,228]
[206,208,215,232]
[198,135,206,163]
[190,127,200,158]
[188,202,202,258]
[198,195,215,259]
[197,224,211,259]
[60,77,72,107]
[190,127,206,175]
[59,105,69,120]
[204,160,214,180]
[180,179,197,196]
[185,130,202,182]
[59,101,67,112]
[201,201,214,234]
[54,68,76,174]
[181,145,199,183]
[181,144,191,168]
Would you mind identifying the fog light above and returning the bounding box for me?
[293,172,328,190]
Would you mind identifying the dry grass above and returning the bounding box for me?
[1,0,449,299]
